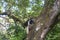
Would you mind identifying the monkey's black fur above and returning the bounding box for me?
[23,18,34,27]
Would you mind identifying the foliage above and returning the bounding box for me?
[45,22,60,40]
[0,0,43,39]
[6,24,26,40]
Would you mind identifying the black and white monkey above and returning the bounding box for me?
[23,18,34,34]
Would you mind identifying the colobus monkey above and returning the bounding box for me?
[24,18,34,26]
[23,18,34,34]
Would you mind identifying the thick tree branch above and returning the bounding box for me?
[0,11,23,24]
[26,0,60,40]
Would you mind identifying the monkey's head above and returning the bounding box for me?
[23,18,34,28]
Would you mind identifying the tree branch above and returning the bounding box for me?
[26,0,60,40]
[0,11,24,24]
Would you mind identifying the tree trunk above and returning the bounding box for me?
[26,0,60,40]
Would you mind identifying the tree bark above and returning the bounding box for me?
[26,0,60,40]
